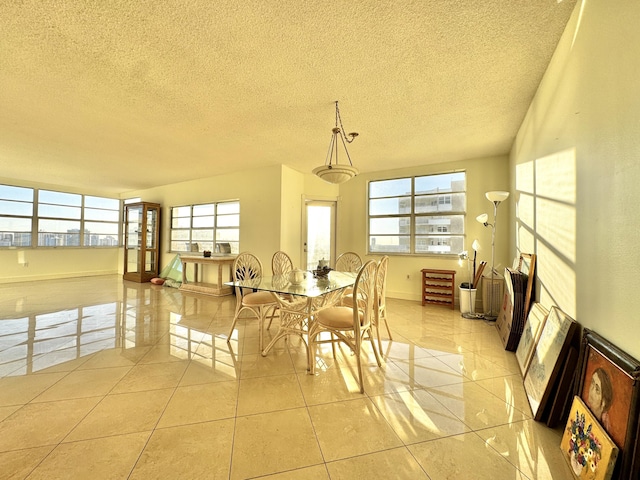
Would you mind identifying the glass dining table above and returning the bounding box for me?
[225,271,357,372]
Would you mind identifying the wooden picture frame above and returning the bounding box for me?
[516,253,536,318]
[516,302,549,376]
[561,396,619,480]
[577,329,640,480]
[523,306,577,420]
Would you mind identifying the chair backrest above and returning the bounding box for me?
[233,252,263,283]
[376,255,389,309]
[352,260,377,333]
[272,251,294,275]
[335,251,362,273]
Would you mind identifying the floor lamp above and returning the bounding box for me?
[476,190,509,321]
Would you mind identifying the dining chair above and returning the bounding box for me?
[272,250,294,275]
[335,251,362,305]
[335,251,362,272]
[309,260,382,393]
[374,255,392,351]
[269,250,295,328]
[227,252,278,351]
[339,256,391,352]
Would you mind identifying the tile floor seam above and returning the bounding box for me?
[468,429,535,479]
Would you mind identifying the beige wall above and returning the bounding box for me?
[510,0,640,359]
[336,156,510,301]
[0,247,119,282]
[279,166,304,267]
[123,164,289,274]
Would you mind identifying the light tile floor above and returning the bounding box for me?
[0,275,575,479]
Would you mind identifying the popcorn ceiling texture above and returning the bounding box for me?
[0,0,576,194]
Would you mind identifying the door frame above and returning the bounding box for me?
[301,196,338,270]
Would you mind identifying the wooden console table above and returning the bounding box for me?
[179,255,236,296]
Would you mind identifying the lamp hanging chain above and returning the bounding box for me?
[325,101,356,167]
[335,101,357,144]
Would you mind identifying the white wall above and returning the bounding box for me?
[336,155,510,301]
[510,0,640,359]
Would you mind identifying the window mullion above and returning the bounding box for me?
[410,177,415,254]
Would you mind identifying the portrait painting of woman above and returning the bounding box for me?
[580,341,637,452]
[586,367,613,431]
[578,330,640,480]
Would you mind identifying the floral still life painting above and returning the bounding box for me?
[561,396,618,480]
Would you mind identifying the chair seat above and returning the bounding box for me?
[316,306,363,329]
[242,291,276,306]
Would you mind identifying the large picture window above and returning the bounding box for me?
[170,201,240,254]
[1,185,121,248]
[368,172,466,255]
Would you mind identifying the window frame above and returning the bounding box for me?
[170,200,240,254]
[0,184,121,249]
[367,171,467,256]
[0,184,35,247]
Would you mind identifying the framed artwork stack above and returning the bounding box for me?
[575,330,640,480]
[495,253,536,351]
[523,306,580,424]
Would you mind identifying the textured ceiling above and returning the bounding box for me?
[0,0,577,195]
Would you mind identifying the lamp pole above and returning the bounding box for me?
[487,201,498,319]
[483,191,509,320]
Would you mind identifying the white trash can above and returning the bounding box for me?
[459,286,477,314]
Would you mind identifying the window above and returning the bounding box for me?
[0,184,34,247]
[170,201,240,253]
[368,172,466,255]
[37,190,82,246]
[84,196,120,246]
[0,184,120,248]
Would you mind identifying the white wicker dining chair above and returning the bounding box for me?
[340,256,392,352]
[227,252,277,351]
[309,260,382,393]
[335,251,362,273]
[374,255,392,351]
[335,251,362,305]
[272,250,294,275]
[269,250,295,328]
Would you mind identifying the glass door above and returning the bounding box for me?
[125,204,142,275]
[303,200,336,270]
[123,202,161,282]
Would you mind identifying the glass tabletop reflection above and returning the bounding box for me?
[224,271,356,297]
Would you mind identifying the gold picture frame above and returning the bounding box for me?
[561,396,618,479]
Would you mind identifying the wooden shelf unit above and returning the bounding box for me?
[421,269,456,309]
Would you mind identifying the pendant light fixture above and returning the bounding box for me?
[312,101,359,184]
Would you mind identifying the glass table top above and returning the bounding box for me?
[225,271,357,297]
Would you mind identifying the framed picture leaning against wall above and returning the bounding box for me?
[577,329,640,480]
